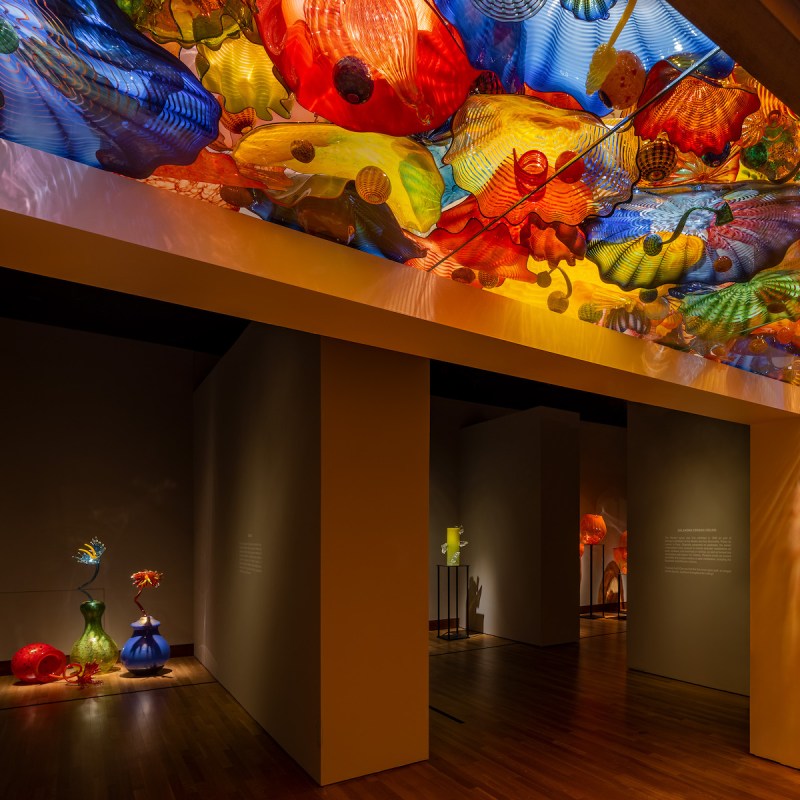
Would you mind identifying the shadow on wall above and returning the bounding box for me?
[469,576,484,633]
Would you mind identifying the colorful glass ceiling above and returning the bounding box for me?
[2,0,800,385]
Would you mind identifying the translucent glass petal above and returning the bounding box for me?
[0,0,219,178]
[444,94,639,225]
[233,122,444,231]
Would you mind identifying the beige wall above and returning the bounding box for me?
[627,404,749,695]
[460,408,580,645]
[194,323,323,779]
[319,338,429,784]
[194,326,430,784]
[0,317,196,659]
[751,418,800,768]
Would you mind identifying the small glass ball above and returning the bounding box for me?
[642,234,663,256]
[451,267,476,284]
[290,139,316,163]
[547,290,569,313]
[713,255,733,273]
[333,56,374,105]
[355,166,392,204]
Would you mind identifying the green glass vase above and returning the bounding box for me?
[71,599,119,672]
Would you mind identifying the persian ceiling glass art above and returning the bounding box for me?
[2,0,800,385]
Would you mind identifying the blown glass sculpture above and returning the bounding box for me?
[2,0,800,388]
[634,61,760,156]
[444,94,639,225]
[438,0,722,115]
[471,0,546,23]
[0,0,220,178]
[11,643,67,684]
[121,570,170,674]
[580,514,607,545]
[441,526,468,566]
[256,0,477,135]
[561,0,618,22]
[584,185,800,290]
[613,530,628,574]
[71,538,118,672]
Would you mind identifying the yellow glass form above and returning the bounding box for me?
[446,527,461,566]
[444,94,639,225]
[233,122,444,231]
[196,37,292,121]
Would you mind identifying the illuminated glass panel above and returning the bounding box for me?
[1,0,800,385]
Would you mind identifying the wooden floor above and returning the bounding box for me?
[2,633,800,799]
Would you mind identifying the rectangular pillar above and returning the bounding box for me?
[195,325,429,785]
[319,338,429,784]
[751,418,800,767]
[194,324,323,778]
[459,407,579,646]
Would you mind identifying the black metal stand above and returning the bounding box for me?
[617,571,627,620]
[437,564,470,640]
[582,543,605,619]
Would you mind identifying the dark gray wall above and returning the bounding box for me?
[194,323,322,777]
[0,317,196,659]
[627,403,749,694]
[428,397,513,619]
[459,407,580,645]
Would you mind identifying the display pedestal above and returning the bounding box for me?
[582,544,605,619]
[437,564,470,640]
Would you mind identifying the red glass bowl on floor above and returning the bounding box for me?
[11,643,67,684]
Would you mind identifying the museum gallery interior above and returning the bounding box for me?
[3,0,800,797]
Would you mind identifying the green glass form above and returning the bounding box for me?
[71,600,119,672]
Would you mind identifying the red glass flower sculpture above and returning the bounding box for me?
[63,662,103,688]
[131,570,164,619]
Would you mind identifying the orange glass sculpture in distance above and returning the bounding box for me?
[580,513,607,545]
[614,530,628,574]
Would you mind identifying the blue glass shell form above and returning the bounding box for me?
[0,0,220,178]
[438,0,723,115]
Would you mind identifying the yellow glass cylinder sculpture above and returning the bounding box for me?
[446,527,461,566]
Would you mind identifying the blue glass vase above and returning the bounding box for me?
[120,617,170,674]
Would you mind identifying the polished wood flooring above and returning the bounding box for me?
[3,633,800,799]
[0,657,215,710]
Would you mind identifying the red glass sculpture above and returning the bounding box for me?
[522,214,587,268]
[634,61,760,157]
[580,513,607,546]
[614,530,628,574]
[63,662,103,687]
[256,0,478,135]
[11,643,67,684]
